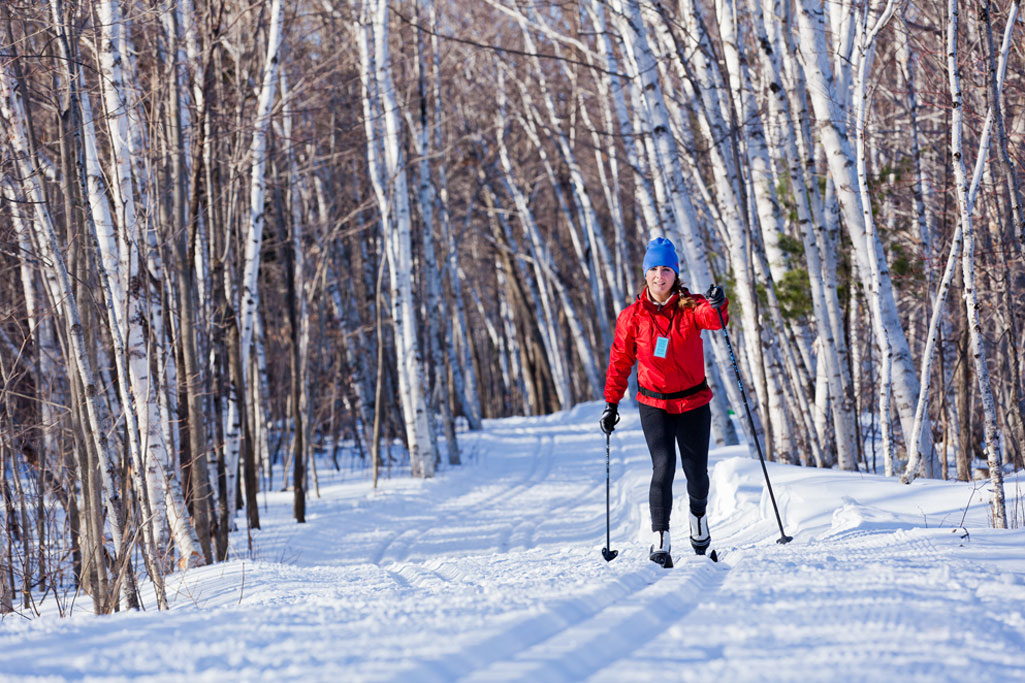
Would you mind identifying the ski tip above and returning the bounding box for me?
[708,549,718,563]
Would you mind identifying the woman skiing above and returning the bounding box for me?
[600,237,728,566]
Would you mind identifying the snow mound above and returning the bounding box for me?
[829,496,910,535]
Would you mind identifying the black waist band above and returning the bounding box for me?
[638,379,709,401]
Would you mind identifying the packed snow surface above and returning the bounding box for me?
[3,402,1025,681]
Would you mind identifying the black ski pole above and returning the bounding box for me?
[715,305,793,545]
[602,432,619,561]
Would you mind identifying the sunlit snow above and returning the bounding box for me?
[2,402,1024,681]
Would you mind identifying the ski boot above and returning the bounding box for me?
[689,511,718,562]
[649,529,673,568]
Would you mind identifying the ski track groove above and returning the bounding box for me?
[373,434,557,565]
[457,559,730,682]
[386,444,745,683]
[385,562,698,682]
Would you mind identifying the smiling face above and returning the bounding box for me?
[645,265,677,303]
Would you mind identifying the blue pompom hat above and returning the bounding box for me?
[642,237,679,275]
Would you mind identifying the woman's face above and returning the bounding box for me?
[645,266,676,302]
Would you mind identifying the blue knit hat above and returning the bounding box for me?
[642,237,679,275]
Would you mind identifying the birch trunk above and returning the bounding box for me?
[363,0,435,476]
[279,69,311,513]
[411,6,459,464]
[902,3,1017,482]
[981,1,1024,250]
[229,0,284,522]
[97,0,207,572]
[238,0,285,432]
[753,0,855,468]
[583,0,661,244]
[517,11,622,332]
[794,0,933,470]
[945,0,1006,526]
[2,55,134,610]
[427,1,482,429]
[853,0,899,475]
[492,81,573,409]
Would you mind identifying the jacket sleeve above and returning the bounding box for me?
[693,295,729,330]
[604,306,637,404]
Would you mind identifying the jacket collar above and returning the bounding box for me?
[638,288,680,313]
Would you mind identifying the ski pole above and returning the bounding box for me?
[602,432,619,561]
[715,306,793,544]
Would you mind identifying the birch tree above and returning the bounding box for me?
[944,0,1007,526]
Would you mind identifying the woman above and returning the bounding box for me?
[600,237,728,566]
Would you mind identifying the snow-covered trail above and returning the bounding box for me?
[3,402,1025,681]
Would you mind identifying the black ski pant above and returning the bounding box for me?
[639,402,711,532]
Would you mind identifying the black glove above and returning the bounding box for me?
[600,402,620,435]
[705,284,725,309]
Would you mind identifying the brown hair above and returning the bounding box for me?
[638,276,698,310]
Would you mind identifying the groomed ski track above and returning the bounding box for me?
[2,402,1024,682]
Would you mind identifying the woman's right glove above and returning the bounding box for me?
[600,402,620,435]
[705,284,725,309]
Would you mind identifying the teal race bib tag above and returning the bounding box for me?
[654,336,669,358]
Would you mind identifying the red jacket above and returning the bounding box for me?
[604,288,729,414]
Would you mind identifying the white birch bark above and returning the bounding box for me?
[7,180,60,466]
[410,7,459,463]
[852,0,899,475]
[777,1,853,396]
[510,101,606,399]
[0,456,9,612]
[428,1,481,429]
[239,0,284,391]
[278,70,313,487]
[481,175,553,410]
[902,3,1017,483]
[253,316,273,483]
[894,18,934,302]
[152,0,210,562]
[504,54,611,361]
[516,9,624,322]
[794,0,933,469]
[362,0,435,476]
[1,60,130,604]
[941,0,1006,525]
[490,264,515,400]
[174,0,214,326]
[577,81,628,305]
[753,0,856,468]
[493,80,573,409]
[75,75,172,597]
[230,0,285,502]
[97,0,208,568]
[713,0,788,285]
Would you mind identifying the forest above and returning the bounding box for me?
[1,0,1023,615]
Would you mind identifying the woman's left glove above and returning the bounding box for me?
[600,402,620,435]
[705,284,725,309]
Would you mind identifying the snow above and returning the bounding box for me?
[3,401,1025,681]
